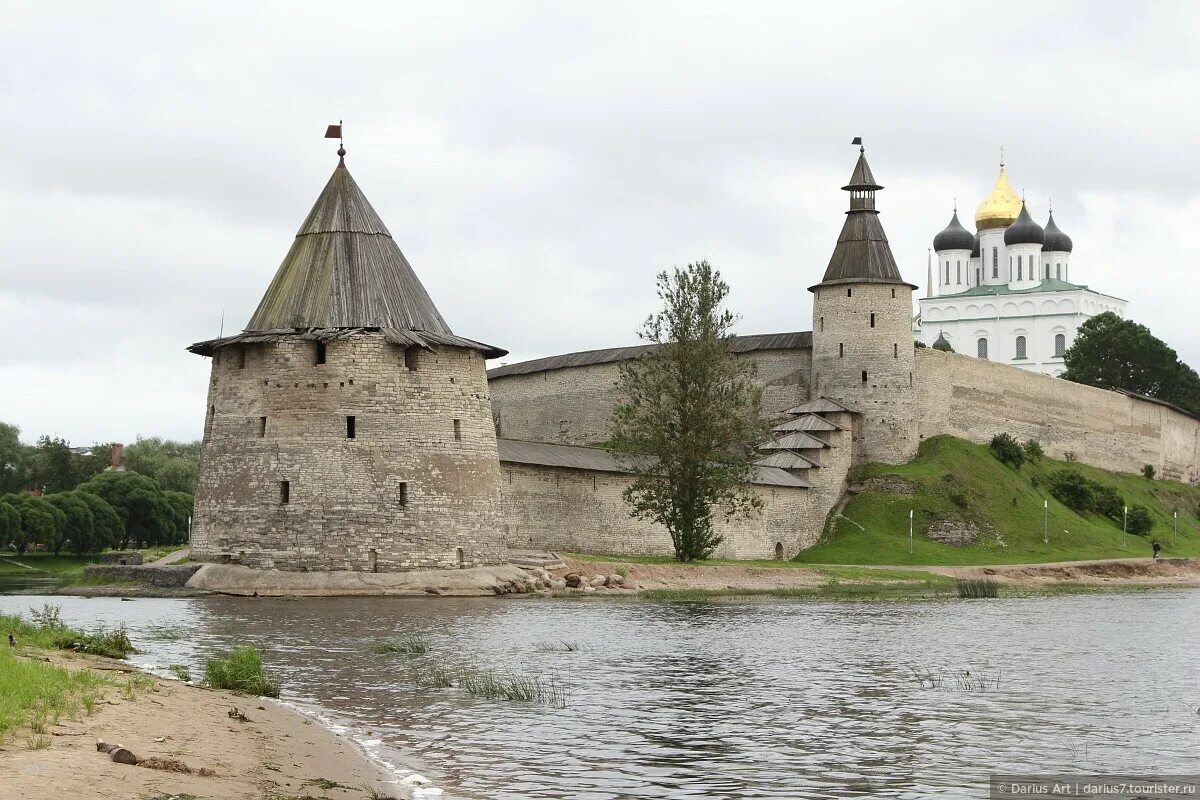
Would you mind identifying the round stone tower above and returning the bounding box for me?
[809,143,919,465]
[187,145,508,572]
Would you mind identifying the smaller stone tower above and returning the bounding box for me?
[187,143,509,572]
[809,143,919,465]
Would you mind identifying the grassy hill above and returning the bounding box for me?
[795,435,1200,566]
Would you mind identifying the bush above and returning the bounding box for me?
[1142,464,1156,481]
[949,490,969,509]
[989,433,1024,469]
[204,646,279,697]
[1125,505,1153,536]
[1091,483,1125,522]
[1022,440,1044,463]
[1049,470,1093,512]
[1064,451,1078,463]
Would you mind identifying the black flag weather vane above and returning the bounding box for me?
[325,121,345,158]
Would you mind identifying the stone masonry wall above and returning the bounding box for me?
[916,348,1200,484]
[498,462,823,559]
[191,333,507,571]
[810,283,918,465]
[489,347,812,446]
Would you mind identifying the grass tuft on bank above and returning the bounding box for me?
[796,435,1200,566]
[204,646,280,697]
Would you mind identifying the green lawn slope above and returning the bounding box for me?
[795,435,1200,566]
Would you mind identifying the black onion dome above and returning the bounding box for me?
[933,211,975,252]
[1042,210,1073,252]
[1003,202,1045,246]
[970,230,980,258]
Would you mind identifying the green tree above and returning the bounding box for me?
[0,493,66,554]
[989,433,1024,469]
[1048,470,1094,512]
[123,437,201,494]
[0,501,21,549]
[77,471,175,549]
[0,422,31,494]
[1126,505,1153,536]
[163,491,195,545]
[608,261,765,562]
[44,492,95,555]
[1022,439,1045,463]
[76,491,122,553]
[1063,312,1200,416]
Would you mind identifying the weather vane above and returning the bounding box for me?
[325,120,345,159]
[851,135,863,153]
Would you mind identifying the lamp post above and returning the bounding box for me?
[1043,499,1049,544]
[1173,510,1178,546]
[909,509,914,555]
[1122,505,1128,550]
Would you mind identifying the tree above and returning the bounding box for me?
[76,491,122,553]
[123,437,201,494]
[608,261,765,562]
[0,422,31,494]
[44,492,95,555]
[163,491,195,545]
[1126,505,1153,536]
[1063,312,1200,416]
[1048,470,1093,513]
[76,471,175,549]
[989,433,1024,469]
[0,501,21,550]
[1022,439,1045,463]
[0,493,66,554]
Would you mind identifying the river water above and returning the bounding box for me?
[1,586,1197,799]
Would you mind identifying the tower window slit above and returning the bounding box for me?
[259,416,267,437]
[315,341,327,365]
[847,288,852,297]
[346,415,356,438]
[891,288,896,299]
[453,419,462,441]
[893,343,898,359]
[398,482,409,507]
[280,481,290,504]
[237,347,246,369]
[869,313,875,328]
[839,342,844,358]
[861,370,868,383]
[404,347,419,371]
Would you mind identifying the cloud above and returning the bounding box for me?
[1,0,1197,444]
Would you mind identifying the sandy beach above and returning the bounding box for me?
[0,650,408,800]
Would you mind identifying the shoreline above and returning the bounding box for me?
[0,648,428,800]
[26,555,1200,600]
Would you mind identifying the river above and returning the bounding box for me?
[1,586,1196,799]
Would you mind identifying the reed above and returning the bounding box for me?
[408,661,569,708]
[910,666,1002,691]
[367,634,429,655]
[956,578,999,598]
[204,646,280,697]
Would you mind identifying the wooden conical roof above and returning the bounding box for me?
[245,158,453,333]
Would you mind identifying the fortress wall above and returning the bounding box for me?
[498,462,822,559]
[192,334,506,571]
[915,348,1200,484]
[489,347,812,446]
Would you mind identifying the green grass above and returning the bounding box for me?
[565,552,817,568]
[366,634,429,655]
[1,606,136,658]
[0,630,113,744]
[795,435,1200,566]
[0,554,93,578]
[204,646,280,697]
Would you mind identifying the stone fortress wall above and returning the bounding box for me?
[490,345,812,446]
[914,348,1200,485]
[498,462,822,559]
[192,332,507,571]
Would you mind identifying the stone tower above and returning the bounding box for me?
[809,144,919,465]
[187,146,508,572]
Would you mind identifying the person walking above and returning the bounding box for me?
[1152,540,1162,560]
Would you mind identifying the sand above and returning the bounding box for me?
[0,651,410,800]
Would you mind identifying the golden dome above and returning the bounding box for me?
[975,165,1022,230]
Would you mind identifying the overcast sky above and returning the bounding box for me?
[3,1,1198,445]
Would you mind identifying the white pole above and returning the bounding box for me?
[1043,499,1048,544]
[1173,511,1178,546]
[909,509,914,555]
[1122,506,1128,550]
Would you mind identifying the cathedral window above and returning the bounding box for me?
[945,262,950,283]
[992,247,998,278]
[1015,336,1027,360]
[1017,256,1023,280]
[1056,264,1062,279]
[977,338,988,360]
[1054,334,1066,357]
[956,261,961,283]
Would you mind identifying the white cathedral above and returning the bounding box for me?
[914,160,1126,376]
